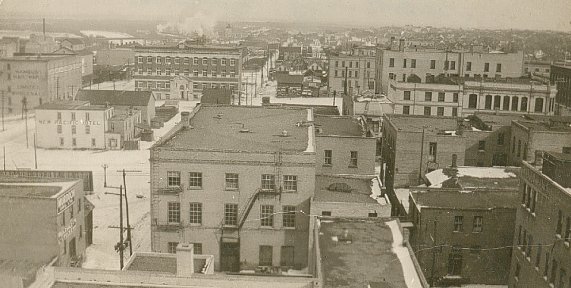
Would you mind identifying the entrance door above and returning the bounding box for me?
[220,242,240,272]
[69,237,77,259]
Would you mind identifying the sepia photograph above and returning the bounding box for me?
[0,0,570,287]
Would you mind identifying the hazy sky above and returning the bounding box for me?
[0,0,570,31]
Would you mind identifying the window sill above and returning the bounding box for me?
[189,223,202,227]
[187,187,203,191]
[348,166,358,169]
[322,164,332,167]
[222,225,237,228]
[225,188,239,192]
[283,227,296,230]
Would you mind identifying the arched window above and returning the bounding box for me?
[534,98,544,113]
[468,94,478,109]
[485,95,492,109]
[520,97,528,111]
[502,96,510,111]
[511,97,519,111]
[494,95,501,110]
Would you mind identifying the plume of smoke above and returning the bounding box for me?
[156,12,217,37]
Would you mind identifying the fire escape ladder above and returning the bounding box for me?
[237,189,261,230]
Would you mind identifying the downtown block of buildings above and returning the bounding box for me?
[132,41,245,101]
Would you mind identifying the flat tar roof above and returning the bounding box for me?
[384,114,459,133]
[410,188,520,210]
[0,177,79,198]
[314,115,364,137]
[424,166,520,189]
[159,105,311,153]
[314,175,379,204]
[126,255,176,274]
[36,101,110,111]
[319,218,422,288]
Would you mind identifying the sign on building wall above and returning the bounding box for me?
[58,218,77,242]
[57,189,75,214]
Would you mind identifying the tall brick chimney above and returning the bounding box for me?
[181,111,190,128]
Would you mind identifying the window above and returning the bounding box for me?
[202,58,208,65]
[224,204,238,226]
[411,59,416,68]
[261,174,275,190]
[403,106,410,115]
[85,125,90,134]
[478,141,486,151]
[167,202,180,223]
[453,93,459,103]
[544,252,550,278]
[512,97,519,111]
[403,59,407,68]
[466,62,472,71]
[404,91,411,100]
[157,56,162,64]
[444,60,449,70]
[193,57,199,65]
[283,175,298,192]
[280,246,295,267]
[425,92,432,101]
[424,106,431,116]
[230,59,236,66]
[57,125,62,134]
[167,171,181,187]
[189,202,202,224]
[69,206,74,219]
[521,97,528,111]
[452,107,458,117]
[192,243,203,254]
[450,61,456,70]
[260,205,274,227]
[166,68,171,76]
[473,216,483,232]
[448,247,463,275]
[188,172,202,189]
[484,63,490,72]
[259,245,273,266]
[494,95,501,110]
[175,57,181,64]
[454,216,463,232]
[334,70,338,77]
[72,138,77,147]
[389,58,394,67]
[225,173,239,190]
[557,210,563,236]
[496,63,502,73]
[468,94,478,108]
[335,61,339,67]
[321,211,332,216]
[59,138,64,146]
[282,206,296,228]
[438,92,445,102]
[324,150,332,165]
[168,242,178,253]
[497,133,505,145]
[484,95,492,109]
[57,112,62,120]
[535,98,544,113]
[437,107,444,116]
[137,56,143,63]
[430,60,436,69]
[349,151,358,167]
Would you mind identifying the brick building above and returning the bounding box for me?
[276,73,303,98]
[0,54,82,116]
[328,52,376,96]
[133,43,244,100]
[509,116,571,165]
[376,45,524,95]
[76,90,155,125]
[0,174,91,268]
[551,64,571,116]
[150,105,316,272]
[387,78,556,117]
[409,166,520,286]
[508,152,571,288]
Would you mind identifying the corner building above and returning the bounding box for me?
[150,105,316,272]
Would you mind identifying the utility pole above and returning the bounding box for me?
[24,100,28,149]
[1,90,4,132]
[430,220,438,287]
[3,146,5,170]
[102,164,108,187]
[118,169,141,256]
[119,185,124,269]
[34,133,38,169]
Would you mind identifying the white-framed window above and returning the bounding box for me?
[454,216,463,232]
[85,125,90,134]
[174,69,180,76]
[224,204,238,226]
[193,70,199,77]
[184,57,190,65]
[137,56,143,63]
[202,83,208,90]
[167,202,180,223]
[283,175,297,192]
[189,202,202,225]
[230,72,235,78]
[221,59,227,65]
[202,58,208,65]
[91,138,96,147]
[174,57,180,64]
[157,56,162,64]
[349,151,358,167]
[166,68,171,76]
[230,59,236,66]
[166,56,171,64]
[261,174,275,190]
[72,138,77,147]
[473,216,483,233]
[193,57,199,65]
[138,68,143,75]
[184,69,190,76]
[282,206,296,228]
[225,173,239,190]
[147,56,153,63]
[156,68,162,75]
[212,71,217,77]
[167,171,181,187]
[168,242,178,253]
[202,71,207,77]
[188,172,202,189]
[324,150,332,165]
[260,205,274,227]
[147,68,152,75]
[57,125,62,134]
[221,71,226,77]
[212,58,217,65]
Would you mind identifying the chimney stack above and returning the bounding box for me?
[451,154,458,168]
[176,243,195,278]
[181,111,190,128]
[399,39,405,52]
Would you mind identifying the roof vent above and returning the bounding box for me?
[239,129,251,133]
[214,114,223,119]
[280,130,289,137]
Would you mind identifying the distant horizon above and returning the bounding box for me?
[0,0,570,32]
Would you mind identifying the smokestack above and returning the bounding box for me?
[451,154,458,168]
[43,18,46,40]
[181,111,190,128]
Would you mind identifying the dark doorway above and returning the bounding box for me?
[69,237,77,258]
[220,242,240,272]
[85,210,93,246]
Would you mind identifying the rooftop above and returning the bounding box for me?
[424,166,520,190]
[201,89,232,105]
[0,176,79,198]
[76,90,154,107]
[0,258,45,278]
[384,114,459,133]
[410,188,520,210]
[0,54,76,62]
[36,101,110,111]
[126,254,176,274]
[314,175,384,205]
[319,218,422,288]
[276,73,304,85]
[469,113,528,129]
[262,103,339,116]
[157,105,312,153]
[514,117,571,133]
[314,115,364,137]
